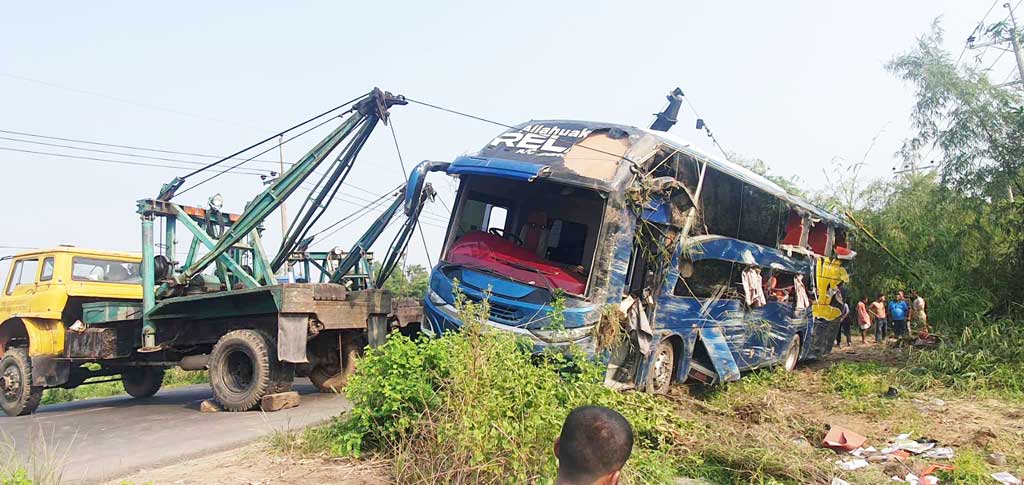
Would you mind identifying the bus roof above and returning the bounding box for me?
[639,127,847,228]
[468,119,847,229]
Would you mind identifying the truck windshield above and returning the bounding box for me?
[444,176,605,296]
[72,257,142,284]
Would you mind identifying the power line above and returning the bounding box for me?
[0,128,283,165]
[0,136,271,177]
[405,97,643,165]
[389,119,434,267]
[177,92,368,184]
[0,72,265,129]
[0,146,266,177]
[0,127,393,199]
[960,0,1002,65]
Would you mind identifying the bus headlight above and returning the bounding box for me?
[428,289,447,306]
[529,325,593,344]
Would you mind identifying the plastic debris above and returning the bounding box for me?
[922,447,954,459]
[823,425,868,452]
[831,478,852,485]
[893,437,935,454]
[836,459,869,471]
[992,472,1022,485]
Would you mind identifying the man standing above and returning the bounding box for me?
[888,291,910,338]
[555,406,634,485]
[835,298,852,348]
[856,296,872,344]
[869,294,887,342]
[911,290,928,333]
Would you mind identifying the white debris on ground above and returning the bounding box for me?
[824,426,969,484]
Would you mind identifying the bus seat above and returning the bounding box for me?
[518,210,549,258]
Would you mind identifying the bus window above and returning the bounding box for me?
[455,197,509,238]
[673,259,740,299]
[545,219,588,266]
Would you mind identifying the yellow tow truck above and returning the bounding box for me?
[0,247,144,416]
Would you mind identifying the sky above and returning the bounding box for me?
[0,0,1010,272]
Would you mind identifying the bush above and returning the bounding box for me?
[322,295,689,483]
[906,317,1024,397]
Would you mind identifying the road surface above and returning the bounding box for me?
[1,379,351,484]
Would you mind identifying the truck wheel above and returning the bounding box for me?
[0,348,43,416]
[646,340,675,395]
[209,330,293,412]
[122,367,165,398]
[309,334,362,393]
[783,334,801,372]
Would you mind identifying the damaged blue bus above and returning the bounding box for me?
[419,111,853,393]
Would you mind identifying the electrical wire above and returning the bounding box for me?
[389,119,434,267]
[0,146,265,176]
[178,92,369,181]
[405,97,643,165]
[0,128,283,165]
[176,113,343,197]
[1,127,393,199]
[0,136,271,176]
[0,72,265,129]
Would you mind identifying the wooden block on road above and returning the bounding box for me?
[200,399,222,413]
[260,391,300,412]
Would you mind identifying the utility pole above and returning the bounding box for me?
[1006,3,1024,87]
[278,135,287,235]
[278,135,292,281]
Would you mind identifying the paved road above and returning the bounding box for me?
[1,379,351,484]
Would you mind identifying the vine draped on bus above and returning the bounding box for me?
[420,118,853,394]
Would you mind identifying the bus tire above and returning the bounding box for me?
[783,334,801,372]
[0,348,43,416]
[122,367,165,398]
[209,329,292,412]
[646,340,675,395]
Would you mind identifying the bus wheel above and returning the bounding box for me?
[0,348,43,416]
[783,334,801,372]
[646,340,675,395]
[209,330,293,412]
[122,367,165,398]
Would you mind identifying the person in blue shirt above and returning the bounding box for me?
[888,291,910,338]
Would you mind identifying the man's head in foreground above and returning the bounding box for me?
[554,405,634,485]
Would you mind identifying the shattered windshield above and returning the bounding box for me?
[443,177,605,295]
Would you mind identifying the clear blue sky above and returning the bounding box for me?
[0,1,1005,269]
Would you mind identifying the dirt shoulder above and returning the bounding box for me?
[105,442,389,485]
[105,341,1024,484]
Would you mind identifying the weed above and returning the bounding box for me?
[306,293,687,483]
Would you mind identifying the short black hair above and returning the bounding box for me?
[557,406,634,482]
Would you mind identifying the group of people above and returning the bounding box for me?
[835,289,929,347]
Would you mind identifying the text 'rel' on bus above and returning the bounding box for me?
[421,119,854,393]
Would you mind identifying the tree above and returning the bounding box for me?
[381,263,430,299]
[886,20,1024,199]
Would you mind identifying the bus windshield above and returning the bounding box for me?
[443,176,605,296]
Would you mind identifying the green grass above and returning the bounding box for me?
[42,367,208,405]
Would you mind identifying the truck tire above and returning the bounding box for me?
[645,339,675,395]
[209,329,293,412]
[309,334,362,393]
[122,367,165,398]
[0,348,43,416]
